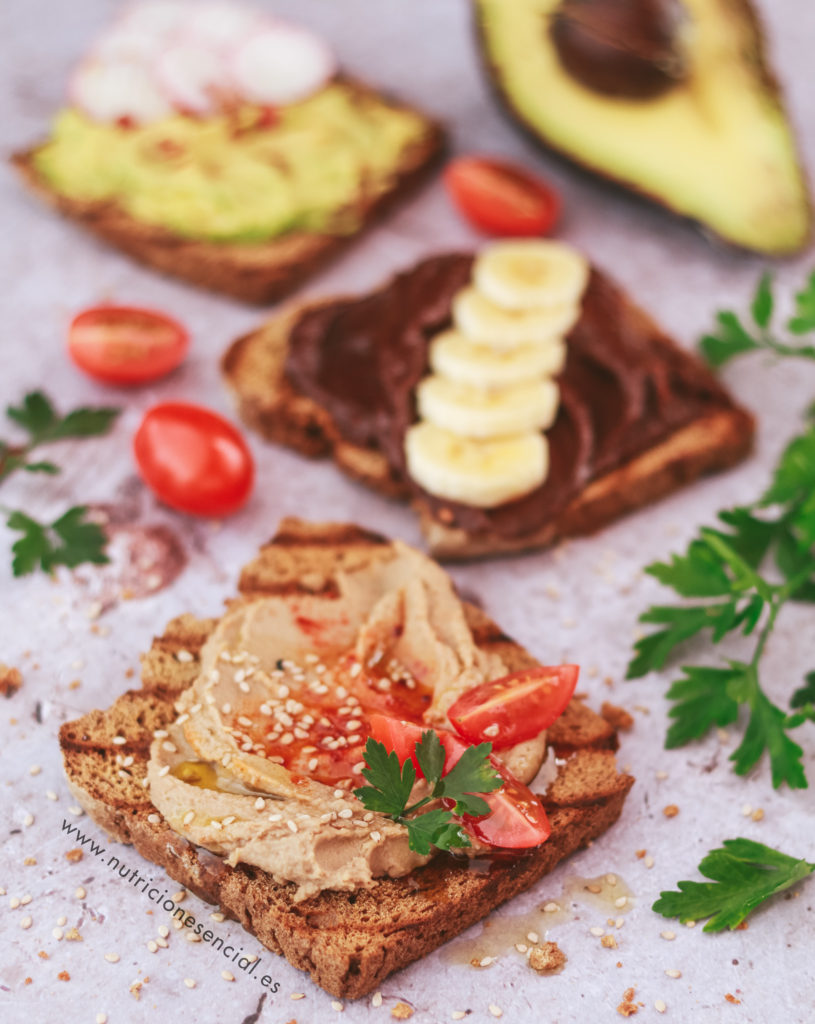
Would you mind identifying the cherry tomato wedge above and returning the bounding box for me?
[369,714,468,778]
[68,306,189,385]
[448,665,579,749]
[368,714,550,849]
[461,758,551,849]
[133,402,253,517]
[444,156,560,237]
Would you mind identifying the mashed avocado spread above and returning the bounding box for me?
[34,84,428,242]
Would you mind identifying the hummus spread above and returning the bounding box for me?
[148,540,548,900]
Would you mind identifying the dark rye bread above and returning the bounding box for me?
[12,82,444,305]
[221,277,755,559]
[59,518,633,999]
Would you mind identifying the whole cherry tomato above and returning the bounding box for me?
[69,306,189,385]
[444,156,561,236]
[134,402,253,517]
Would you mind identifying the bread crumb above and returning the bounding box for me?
[129,980,143,1000]
[601,702,635,732]
[65,928,81,941]
[735,920,749,931]
[58,971,70,981]
[528,941,566,972]
[663,804,679,818]
[635,849,646,859]
[725,994,741,1005]
[0,664,22,698]
[617,987,638,1017]
[65,848,83,863]
[391,1003,414,1020]
[752,808,764,822]
[24,857,36,866]
[602,935,618,949]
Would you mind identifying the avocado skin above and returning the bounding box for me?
[472,0,812,256]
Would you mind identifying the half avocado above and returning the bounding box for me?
[473,0,811,254]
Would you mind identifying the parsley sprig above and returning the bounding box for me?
[653,839,815,932]
[353,731,502,854]
[628,416,815,789]
[1,391,119,576]
[700,270,815,367]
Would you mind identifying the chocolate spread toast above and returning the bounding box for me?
[222,255,754,558]
[59,518,633,998]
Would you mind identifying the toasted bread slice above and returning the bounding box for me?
[59,518,633,999]
[12,83,443,305]
[222,265,755,558]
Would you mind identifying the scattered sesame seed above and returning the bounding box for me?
[20,915,32,929]
[615,896,628,908]
[10,897,20,909]
[46,790,58,801]
[53,928,64,940]
[158,765,170,777]
[370,830,382,843]
[23,813,34,827]
[147,813,160,824]
[156,937,168,949]
[56,916,67,926]
[616,918,624,929]
[268,813,282,823]
[176,650,194,663]
[21,894,31,905]
[655,1000,667,1013]
[254,797,265,811]
[372,992,383,1008]
[184,978,196,989]
[210,912,225,922]
[290,992,305,1000]
[221,970,235,982]
[182,811,194,826]
[661,930,676,940]
[96,1015,107,1024]
[516,943,528,953]
[287,820,298,834]
[665,969,681,979]
[338,808,353,819]
[112,736,126,746]
[104,953,120,963]
[331,1000,344,1011]
[685,920,696,928]
[173,891,186,902]
[544,902,559,913]
[147,940,158,953]
[606,873,618,885]
[645,856,655,869]
[489,1005,503,1018]
[741,803,753,817]
[75,887,86,899]
[590,926,605,937]
[479,956,494,967]
[29,764,41,776]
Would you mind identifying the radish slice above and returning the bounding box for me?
[118,1,188,39]
[230,24,335,106]
[156,43,227,116]
[70,59,173,124]
[92,27,165,64]
[184,3,267,50]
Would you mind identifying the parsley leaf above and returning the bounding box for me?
[1,391,120,576]
[699,268,815,366]
[791,671,815,709]
[7,506,109,577]
[653,839,815,932]
[354,731,502,854]
[628,418,815,788]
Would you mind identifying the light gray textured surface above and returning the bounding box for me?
[1,1,814,1022]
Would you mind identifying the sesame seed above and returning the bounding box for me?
[544,901,559,912]
[606,873,618,886]
[616,917,624,929]
[20,915,32,929]
[46,790,58,801]
[661,930,676,940]
[221,970,235,982]
[590,926,605,937]
[10,897,20,909]
[147,940,158,953]
[23,813,34,827]
[308,758,319,772]
[479,956,494,967]
[741,803,753,817]
[655,770,668,780]
[527,931,539,944]
[104,953,120,963]
[29,764,41,776]
[338,809,353,819]
[112,736,126,746]
[290,992,305,1000]
[158,765,170,777]
[515,943,528,953]
[53,927,64,939]
[147,813,160,824]
[615,896,628,908]
[186,932,201,943]
[173,890,186,902]
[489,1005,503,1018]
[156,937,168,948]
[655,1000,667,1013]
[331,1001,343,1011]
[685,920,696,928]
[96,1015,107,1024]
[254,797,265,811]
[158,925,169,938]
[75,887,86,899]
[287,820,298,833]
[372,992,383,1008]
[182,811,194,825]
[645,855,655,868]
[452,1013,466,1021]
[20,894,31,905]
[184,978,196,989]
[210,912,225,922]
[56,915,66,926]
[665,968,681,979]
[370,830,382,842]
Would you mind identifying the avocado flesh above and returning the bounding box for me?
[475,0,811,254]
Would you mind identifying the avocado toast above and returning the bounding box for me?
[59,518,633,998]
[13,5,443,303]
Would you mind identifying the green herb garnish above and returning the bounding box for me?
[700,270,815,367]
[1,391,119,576]
[628,416,815,789]
[353,731,502,854]
[653,839,815,932]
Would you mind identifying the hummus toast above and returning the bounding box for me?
[59,518,633,998]
[222,250,754,559]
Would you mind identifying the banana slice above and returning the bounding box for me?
[405,423,548,508]
[429,330,567,390]
[473,240,590,311]
[417,374,559,439]
[453,287,579,349]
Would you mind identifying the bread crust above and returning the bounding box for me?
[12,84,444,305]
[221,288,755,559]
[59,518,633,998]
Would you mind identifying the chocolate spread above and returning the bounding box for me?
[285,253,732,539]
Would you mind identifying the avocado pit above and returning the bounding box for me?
[549,0,688,100]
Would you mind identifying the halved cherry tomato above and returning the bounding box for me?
[444,156,561,236]
[133,402,253,517]
[462,758,551,849]
[448,665,579,749]
[368,714,550,849]
[68,306,189,385]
